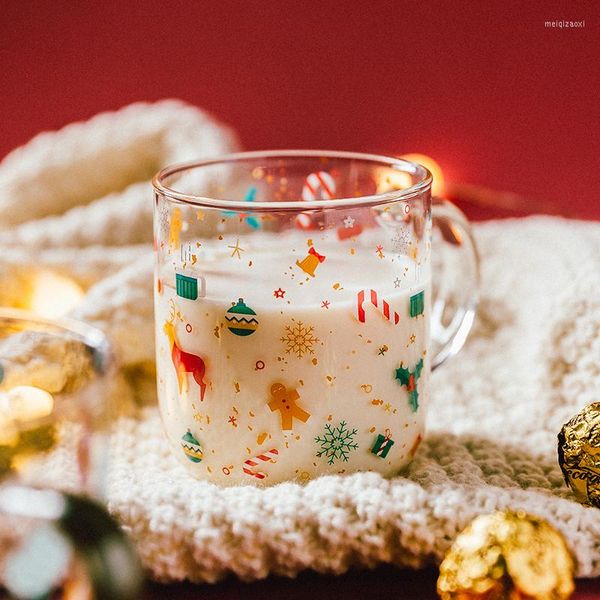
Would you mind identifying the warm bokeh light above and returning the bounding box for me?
[6,386,55,421]
[400,153,446,197]
[0,385,55,444]
[375,168,413,194]
[29,272,85,318]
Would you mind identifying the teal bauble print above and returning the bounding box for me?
[225,298,259,336]
[181,430,203,463]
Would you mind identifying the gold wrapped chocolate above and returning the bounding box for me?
[558,402,600,507]
[437,510,575,600]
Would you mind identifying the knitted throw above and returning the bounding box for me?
[0,101,598,583]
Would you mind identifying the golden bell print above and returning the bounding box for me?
[296,246,326,277]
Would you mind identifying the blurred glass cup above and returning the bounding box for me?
[0,308,142,599]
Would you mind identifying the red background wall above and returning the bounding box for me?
[1,1,598,218]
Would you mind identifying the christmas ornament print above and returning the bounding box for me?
[180,430,203,463]
[395,359,423,412]
[371,430,395,458]
[558,401,600,507]
[315,420,359,465]
[268,383,311,430]
[437,510,575,600]
[225,298,259,336]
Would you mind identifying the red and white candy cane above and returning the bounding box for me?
[243,448,279,480]
[295,212,316,230]
[296,171,336,230]
[302,171,336,201]
[357,289,400,325]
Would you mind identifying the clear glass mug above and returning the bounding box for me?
[152,151,478,486]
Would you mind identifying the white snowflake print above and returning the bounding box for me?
[158,203,170,235]
[391,228,411,254]
[281,321,319,359]
[315,421,359,465]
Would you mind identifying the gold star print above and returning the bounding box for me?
[383,403,392,412]
[409,334,416,344]
[228,238,245,259]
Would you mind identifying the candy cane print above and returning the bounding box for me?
[295,211,316,230]
[243,448,279,480]
[357,289,400,325]
[296,171,336,229]
[302,171,336,201]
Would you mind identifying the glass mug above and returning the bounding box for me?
[0,308,143,599]
[152,151,478,486]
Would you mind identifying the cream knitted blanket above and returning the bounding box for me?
[0,101,598,583]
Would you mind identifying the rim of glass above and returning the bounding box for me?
[152,150,432,212]
[0,307,113,375]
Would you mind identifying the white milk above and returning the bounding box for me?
[155,231,430,486]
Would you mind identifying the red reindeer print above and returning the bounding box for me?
[163,317,208,401]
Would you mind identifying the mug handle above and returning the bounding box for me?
[430,197,480,370]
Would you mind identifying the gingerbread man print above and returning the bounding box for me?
[268,382,311,430]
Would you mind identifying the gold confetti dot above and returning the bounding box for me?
[257,432,268,445]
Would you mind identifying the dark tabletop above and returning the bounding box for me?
[144,565,600,599]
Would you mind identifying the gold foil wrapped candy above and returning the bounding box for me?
[558,402,600,507]
[437,510,575,600]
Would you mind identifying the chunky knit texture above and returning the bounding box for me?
[0,102,598,583]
